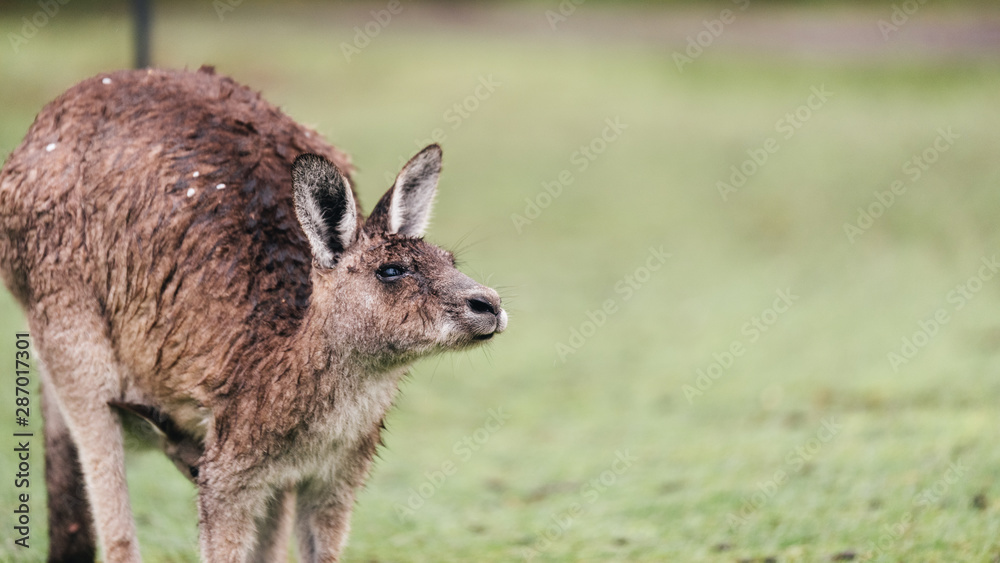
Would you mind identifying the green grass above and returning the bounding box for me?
[2,4,1000,562]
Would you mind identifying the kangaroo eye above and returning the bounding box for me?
[376,264,407,282]
[189,466,199,478]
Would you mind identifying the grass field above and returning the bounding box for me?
[2,3,1000,562]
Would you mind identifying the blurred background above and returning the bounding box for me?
[2,0,1000,561]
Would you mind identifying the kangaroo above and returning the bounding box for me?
[0,66,506,562]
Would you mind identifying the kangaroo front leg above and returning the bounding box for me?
[197,461,270,563]
[295,480,357,563]
[249,489,295,563]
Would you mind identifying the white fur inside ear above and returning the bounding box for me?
[389,146,441,237]
[336,177,357,246]
[300,191,355,267]
[299,194,336,266]
[388,190,406,235]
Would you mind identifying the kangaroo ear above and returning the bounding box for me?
[292,154,358,268]
[109,401,175,440]
[382,144,441,237]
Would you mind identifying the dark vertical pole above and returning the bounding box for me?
[133,0,151,68]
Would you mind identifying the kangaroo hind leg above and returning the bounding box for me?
[42,374,97,563]
[33,307,142,563]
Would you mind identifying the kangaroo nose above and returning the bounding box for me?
[463,288,507,337]
[467,294,499,316]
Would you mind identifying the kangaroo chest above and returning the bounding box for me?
[267,372,402,486]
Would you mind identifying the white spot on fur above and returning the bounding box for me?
[186,188,195,197]
[102,77,112,85]
[45,143,56,152]
[192,171,200,178]
[215,183,225,190]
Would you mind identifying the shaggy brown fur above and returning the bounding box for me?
[0,66,506,562]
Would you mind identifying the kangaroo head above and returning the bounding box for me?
[292,144,507,368]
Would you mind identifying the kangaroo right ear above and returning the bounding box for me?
[292,154,358,268]
[109,401,182,442]
[366,144,442,237]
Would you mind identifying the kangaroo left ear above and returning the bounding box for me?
[385,144,441,237]
[292,153,358,268]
